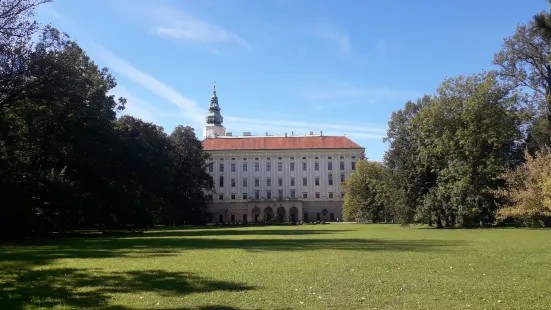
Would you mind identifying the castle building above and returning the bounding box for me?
[202,84,364,223]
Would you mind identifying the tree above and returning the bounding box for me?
[384,96,435,225]
[493,14,551,150]
[496,148,551,227]
[166,125,213,225]
[342,160,395,223]
[415,72,523,227]
[0,26,127,235]
[0,0,51,44]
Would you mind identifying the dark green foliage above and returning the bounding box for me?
[381,73,525,227]
[0,0,213,238]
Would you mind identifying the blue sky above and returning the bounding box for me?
[36,0,547,160]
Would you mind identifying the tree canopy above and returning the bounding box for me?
[0,0,213,238]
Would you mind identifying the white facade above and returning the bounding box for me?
[204,136,363,223]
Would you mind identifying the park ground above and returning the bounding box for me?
[1,224,551,310]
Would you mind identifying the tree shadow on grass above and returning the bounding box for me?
[143,228,351,237]
[0,236,466,271]
[0,232,466,309]
[0,268,254,309]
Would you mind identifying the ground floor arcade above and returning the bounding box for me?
[208,200,343,223]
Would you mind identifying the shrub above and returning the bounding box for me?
[495,149,551,227]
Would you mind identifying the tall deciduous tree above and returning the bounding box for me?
[493,14,551,150]
[415,73,523,227]
[384,96,433,225]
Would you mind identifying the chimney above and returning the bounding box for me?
[310,131,313,135]
[291,131,294,136]
[320,131,323,136]
[265,132,268,136]
[285,133,288,137]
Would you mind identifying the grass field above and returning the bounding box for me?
[1,224,551,310]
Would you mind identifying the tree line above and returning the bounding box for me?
[0,0,213,238]
[343,4,551,228]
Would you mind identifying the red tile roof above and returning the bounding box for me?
[202,136,363,151]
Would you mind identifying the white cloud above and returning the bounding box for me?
[225,116,386,140]
[148,6,251,49]
[312,26,351,55]
[92,44,206,125]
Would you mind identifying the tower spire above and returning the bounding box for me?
[206,82,223,125]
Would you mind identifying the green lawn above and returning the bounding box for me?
[1,224,551,310]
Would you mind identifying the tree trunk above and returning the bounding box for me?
[436,215,443,229]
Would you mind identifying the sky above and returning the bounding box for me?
[35,0,548,160]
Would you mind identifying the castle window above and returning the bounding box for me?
[243,193,248,200]
[231,178,235,187]
[243,178,247,187]
[267,178,271,187]
[243,163,247,172]
[278,162,283,171]
[302,192,308,198]
[267,190,272,199]
[219,163,224,172]
[329,192,334,198]
[303,177,307,186]
[231,163,235,172]
[219,194,224,200]
[278,157,282,160]
[266,162,271,171]
[290,162,295,171]
[341,173,345,182]
[278,190,283,198]
[328,162,333,171]
[219,176,224,187]
[278,178,283,186]
[231,193,236,200]
[340,161,345,170]
[290,177,295,186]
[255,178,259,187]
[315,192,320,198]
[290,190,295,198]
[302,162,307,171]
[328,156,332,159]
[315,177,320,186]
[352,162,356,170]
[315,162,319,171]
[254,190,260,199]
[255,162,259,171]
[328,174,333,186]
